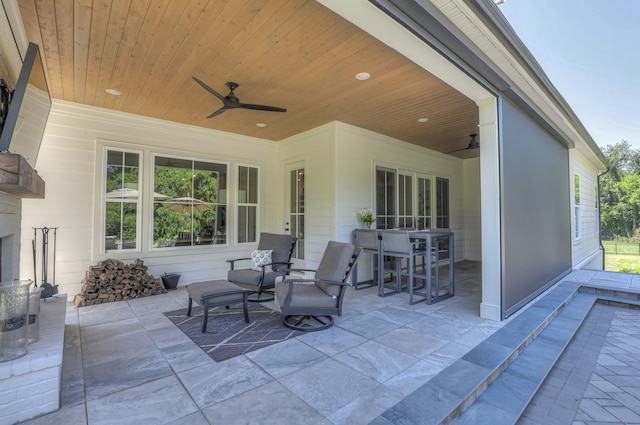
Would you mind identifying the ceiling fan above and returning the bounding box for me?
[447,134,479,153]
[192,77,287,119]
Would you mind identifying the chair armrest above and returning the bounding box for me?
[285,267,318,274]
[282,277,348,286]
[226,257,251,270]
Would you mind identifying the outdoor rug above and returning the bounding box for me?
[163,304,302,362]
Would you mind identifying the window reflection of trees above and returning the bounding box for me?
[153,157,227,248]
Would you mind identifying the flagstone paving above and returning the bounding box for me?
[519,304,640,425]
[14,263,640,425]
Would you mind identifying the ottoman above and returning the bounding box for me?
[187,280,249,332]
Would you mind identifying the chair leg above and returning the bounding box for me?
[187,297,193,316]
[242,292,249,323]
[283,315,334,332]
[201,299,209,333]
[247,289,275,302]
[409,257,416,305]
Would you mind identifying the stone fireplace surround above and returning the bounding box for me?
[0,193,66,424]
[0,294,67,424]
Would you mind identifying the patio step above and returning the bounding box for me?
[371,279,583,425]
[371,279,640,425]
[451,292,597,425]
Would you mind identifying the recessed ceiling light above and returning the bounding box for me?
[418,117,429,123]
[106,88,121,96]
[256,123,267,128]
[355,72,371,81]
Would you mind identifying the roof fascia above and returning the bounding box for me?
[369,0,608,169]
[462,0,609,168]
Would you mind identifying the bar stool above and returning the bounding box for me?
[351,229,380,290]
[379,230,428,304]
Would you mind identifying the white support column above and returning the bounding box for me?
[478,97,502,321]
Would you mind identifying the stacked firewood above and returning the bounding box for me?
[74,259,166,307]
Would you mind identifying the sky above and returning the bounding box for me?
[498,0,640,151]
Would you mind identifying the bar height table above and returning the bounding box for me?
[409,229,454,304]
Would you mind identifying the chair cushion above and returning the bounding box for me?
[228,269,282,288]
[251,249,273,272]
[257,233,294,271]
[276,283,338,310]
[315,241,355,297]
[187,280,245,305]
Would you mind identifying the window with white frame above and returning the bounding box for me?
[237,165,259,243]
[574,174,581,239]
[152,156,227,248]
[374,166,448,230]
[104,149,141,252]
[375,166,396,229]
[398,173,414,228]
[436,177,450,228]
[417,176,432,229]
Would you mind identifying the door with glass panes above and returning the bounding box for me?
[288,166,305,263]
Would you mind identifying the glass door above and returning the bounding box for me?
[289,167,305,259]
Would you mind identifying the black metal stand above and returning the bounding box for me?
[32,227,59,298]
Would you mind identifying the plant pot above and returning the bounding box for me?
[161,273,181,290]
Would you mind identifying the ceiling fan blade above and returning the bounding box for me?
[192,77,226,103]
[239,103,287,113]
[447,134,479,154]
[206,107,227,119]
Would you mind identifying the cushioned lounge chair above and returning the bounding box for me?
[227,232,297,301]
[275,241,360,332]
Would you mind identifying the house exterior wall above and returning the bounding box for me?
[20,100,281,296]
[277,121,473,279]
[570,149,604,269]
[331,122,469,280]
[277,123,337,268]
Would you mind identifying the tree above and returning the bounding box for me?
[600,141,640,238]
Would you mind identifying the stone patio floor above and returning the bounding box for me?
[15,262,640,425]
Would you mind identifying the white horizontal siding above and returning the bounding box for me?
[20,100,280,295]
[570,149,602,269]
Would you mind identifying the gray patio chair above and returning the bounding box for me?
[227,232,297,301]
[275,241,360,332]
[379,230,428,304]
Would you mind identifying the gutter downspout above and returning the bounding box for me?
[597,168,610,270]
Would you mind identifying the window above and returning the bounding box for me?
[436,177,450,228]
[153,156,227,248]
[574,174,581,239]
[290,168,305,259]
[417,176,432,229]
[375,166,396,229]
[238,165,259,243]
[374,166,448,230]
[398,173,414,228]
[104,149,141,252]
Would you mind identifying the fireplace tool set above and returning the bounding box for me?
[32,227,59,298]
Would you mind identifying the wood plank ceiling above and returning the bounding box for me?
[17,0,480,158]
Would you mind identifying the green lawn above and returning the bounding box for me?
[603,241,640,272]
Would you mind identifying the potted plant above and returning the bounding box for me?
[358,208,376,229]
